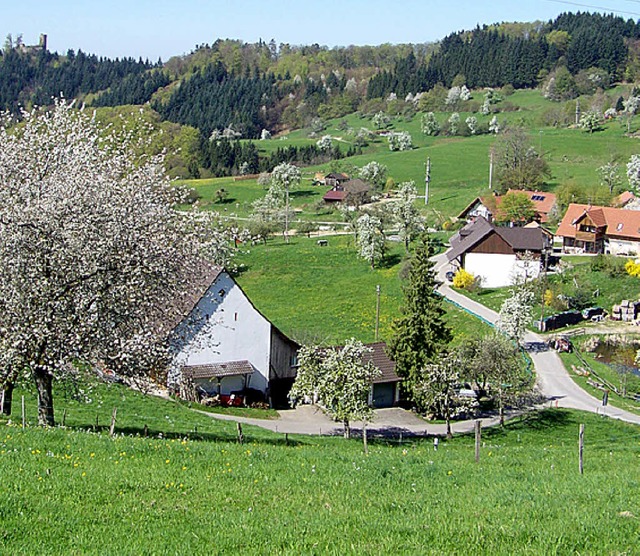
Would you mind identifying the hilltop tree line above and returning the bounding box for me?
[368,12,640,99]
[0,46,156,112]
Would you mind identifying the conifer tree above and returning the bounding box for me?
[387,236,452,409]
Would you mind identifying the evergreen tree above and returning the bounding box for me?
[387,236,452,409]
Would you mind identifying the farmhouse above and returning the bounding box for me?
[458,190,557,225]
[169,266,299,408]
[323,178,371,205]
[555,203,640,255]
[447,217,550,287]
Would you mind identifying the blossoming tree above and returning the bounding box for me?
[0,100,231,425]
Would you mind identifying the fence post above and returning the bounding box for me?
[109,407,117,437]
[21,396,25,428]
[475,419,482,463]
[579,423,585,475]
[237,422,244,444]
[363,423,368,455]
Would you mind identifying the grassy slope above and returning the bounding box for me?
[1,384,639,554]
[233,234,491,345]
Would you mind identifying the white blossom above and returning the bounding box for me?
[356,213,385,268]
[421,112,440,136]
[0,99,236,424]
[496,288,535,343]
[388,131,413,151]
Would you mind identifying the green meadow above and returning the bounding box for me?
[1,383,638,554]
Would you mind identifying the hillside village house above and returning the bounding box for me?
[555,203,640,255]
[458,190,557,225]
[169,266,299,408]
[323,178,371,206]
[447,217,550,288]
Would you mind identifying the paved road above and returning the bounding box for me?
[434,253,640,426]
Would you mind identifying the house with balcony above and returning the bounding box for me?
[555,204,640,255]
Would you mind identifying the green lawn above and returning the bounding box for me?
[1,382,638,554]
[233,234,491,345]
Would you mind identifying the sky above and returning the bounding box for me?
[4,0,640,61]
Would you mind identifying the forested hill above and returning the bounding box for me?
[368,12,640,98]
[2,11,640,178]
[0,47,156,112]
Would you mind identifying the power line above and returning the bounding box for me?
[544,0,640,16]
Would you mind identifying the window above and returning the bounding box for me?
[218,288,226,297]
[616,223,624,231]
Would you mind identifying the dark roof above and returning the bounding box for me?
[323,189,347,202]
[447,216,544,261]
[161,262,224,338]
[497,227,545,251]
[325,172,349,180]
[363,342,401,384]
[342,178,371,194]
[181,360,255,380]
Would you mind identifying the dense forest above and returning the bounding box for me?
[368,12,640,98]
[0,47,155,111]
[3,11,640,178]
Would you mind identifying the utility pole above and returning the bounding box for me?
[489,149,494,190]
[425,157,430,205]
[575,99,581,126]
[375,285,381,341]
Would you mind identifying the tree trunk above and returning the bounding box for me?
[34,367,55,426]
[445,416,452,439]
[1,382,14,416]
[499,392,505,427]
[343,420,351,439]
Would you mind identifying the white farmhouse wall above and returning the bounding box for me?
[465,253,541,288]
[171,272,271,393]
[607,239,640,256]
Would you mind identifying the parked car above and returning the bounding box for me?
[445,271,455,282]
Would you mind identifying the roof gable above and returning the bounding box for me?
[557,203,640,240]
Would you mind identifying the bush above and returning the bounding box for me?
[625,259,640,277]
[453,268,476,290]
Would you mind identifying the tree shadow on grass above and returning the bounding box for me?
[72,423,307,447]
[379,253,402,269]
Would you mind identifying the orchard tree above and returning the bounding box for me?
[492,127,551,192]
[622,95,640,133]
[0,100,232,425]
[496,288,535,343]
[289,339,380,439]
[372,111,391,129]
[465,116,478,135]
[416,351,476,438]
[494,190,536,224]
[489,115,501,135]
[388,131,413,151]
[270,162,301,243]
[448,112,460,135]
[356,213,385,269]
[579,110,602,133]
[316,134,333,152]
[421,112,440,136]
[459,333,529,426]
[387,236,453,409]
[626,154,640,192]
[359,161,388,191]
[391,181,424,252]
[597,161,621,194]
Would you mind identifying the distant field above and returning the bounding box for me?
[184,86,640,226]
[1,383,638,554]
[233,234,490,345]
